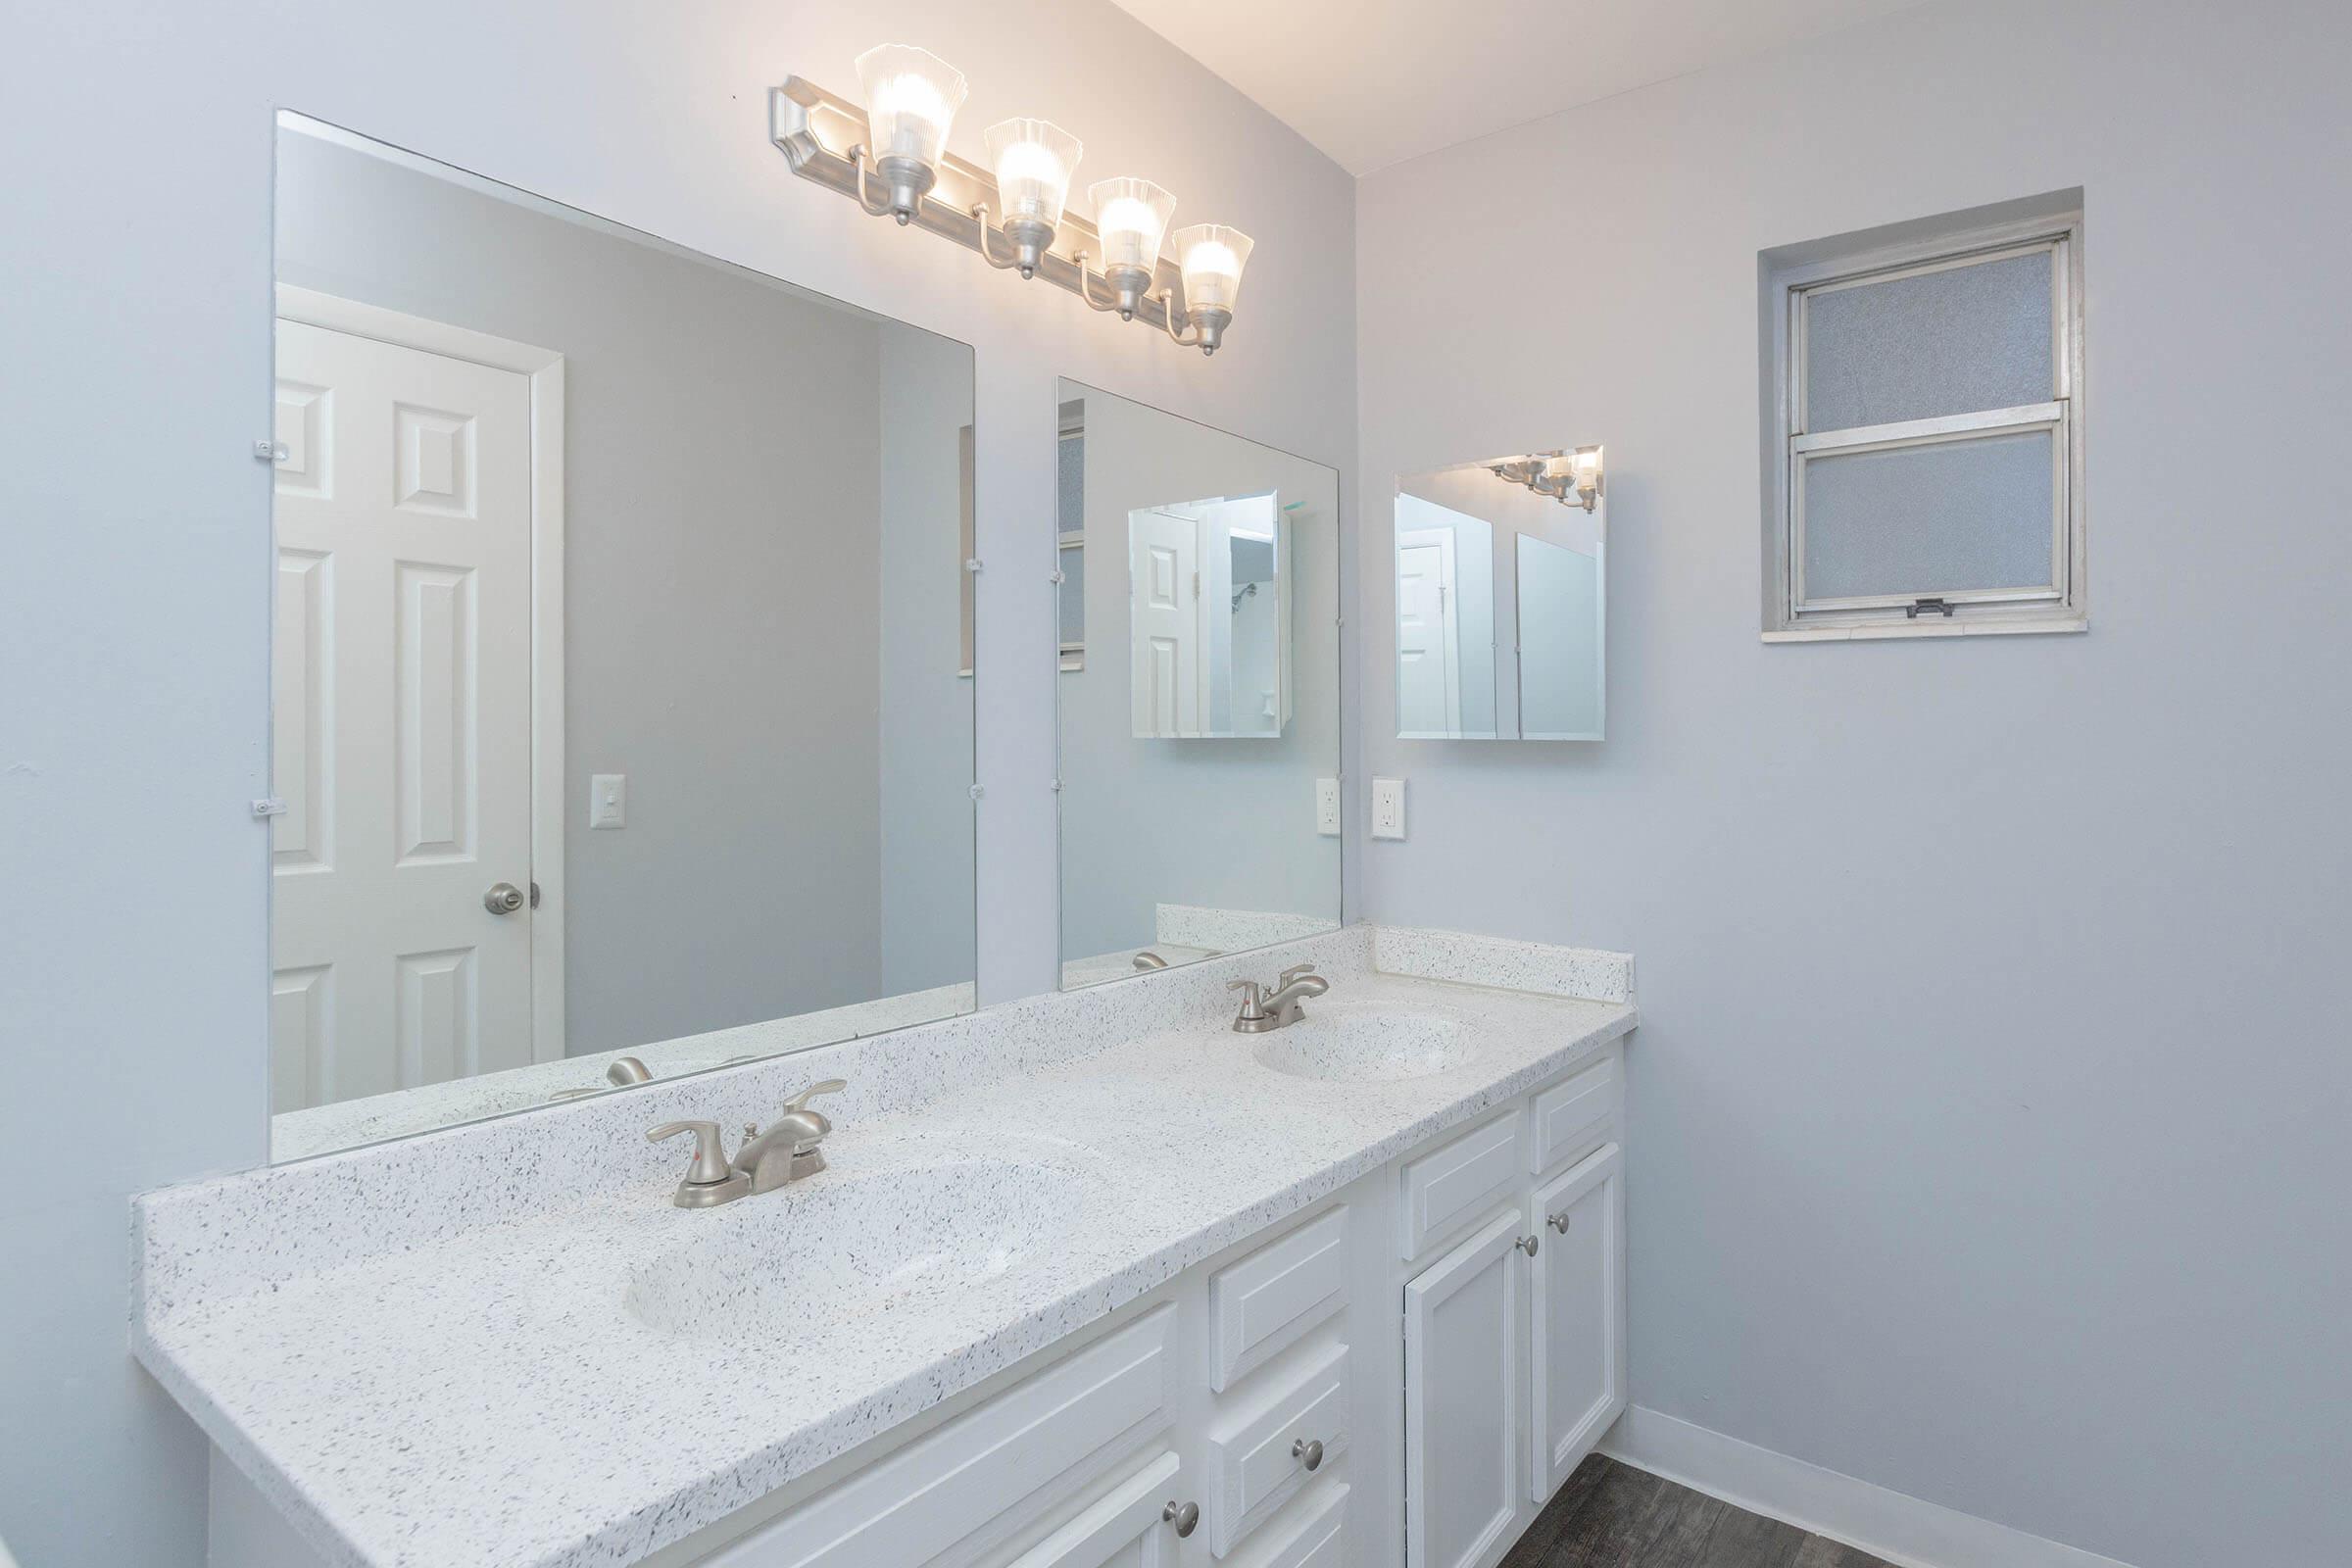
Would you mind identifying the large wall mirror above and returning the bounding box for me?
[1395,452,1606,740]
[267,116,976,1159]
[1055,381,1343,988]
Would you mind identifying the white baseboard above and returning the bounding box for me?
[1599,1406,2136,1568]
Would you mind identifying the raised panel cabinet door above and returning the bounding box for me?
[1403,1208,1526,1568]
[1528,1144,1626,1502]
[270,318,536,1111]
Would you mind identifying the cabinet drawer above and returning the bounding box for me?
[707,1305,1175,1568]
[1227,1480,1348,1568]
[1529,1052,1621,1177]
[1399,1111,1523,1260]
[1204,1341,1350,1557]
[1005,1451,1184,1568]
[1207,1206,1348,1392]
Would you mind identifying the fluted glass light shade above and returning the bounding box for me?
[855,44,968,219]
[986,119,1082,233]
[985,119,1082,276]
[1087,176,1177,277]
[1174,224,1252,316]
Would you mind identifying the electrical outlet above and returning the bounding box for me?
[589,773,627,830]
[1315,777,1342,836]
[1371,777,1406,840]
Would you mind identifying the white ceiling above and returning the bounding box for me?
[1106,0,1932,175]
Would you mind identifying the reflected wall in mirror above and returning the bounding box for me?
[267,117,976,1160]
[1055,382,1342,988]
[1394,453,1606,740]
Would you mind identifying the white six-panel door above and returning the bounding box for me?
[1395,529,1461,739]
[1528,1144,1627,1501]
[270,318,535,1111]
[1130,507,1202,738]
[1403,1208,1526,1568]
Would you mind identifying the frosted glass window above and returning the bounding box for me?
[1801,430,2056,601]
[1804,250,2053,430]
[1767,208,2082,634]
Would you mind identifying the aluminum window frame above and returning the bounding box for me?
[1766,213,2086,639]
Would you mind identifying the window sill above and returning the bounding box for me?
[1763,613,2086,644]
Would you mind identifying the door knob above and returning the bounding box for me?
[484,882,526,914]
[1292,1437,1325,1471]
[1548,1211,1572,1234]
[1517,1234,1540,1257]
[1162,1499,1200,1538]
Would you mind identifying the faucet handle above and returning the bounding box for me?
[1278,963,1320,986]
[783,1078,847,1114]
[648,1120,734,1185]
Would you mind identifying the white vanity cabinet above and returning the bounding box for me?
[1399,1054,1629,1568]
[656,1041,1628,1568]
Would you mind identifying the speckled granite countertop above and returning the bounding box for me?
[132,927,1633,1568]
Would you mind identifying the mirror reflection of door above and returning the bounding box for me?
[270,307,552,1114]
[1127,492,1285,739]
[1395,492,1497,739]
[1396,526,1460,737]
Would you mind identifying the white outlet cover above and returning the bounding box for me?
[589,773,627,830]
[1315,777,1342,836]
[1371,777,1405,840]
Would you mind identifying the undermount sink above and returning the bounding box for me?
[624,1157,1093,1341]
[1250,1001,1474,1082]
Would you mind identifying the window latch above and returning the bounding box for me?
[1905,597,1956,619]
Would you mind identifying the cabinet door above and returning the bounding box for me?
[1402,1208,1526,1568]
[1528,1144,1625,1502]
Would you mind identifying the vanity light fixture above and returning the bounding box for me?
[769,53,1254,356]
[1490,445,1606,512]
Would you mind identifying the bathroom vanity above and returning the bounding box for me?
[134,926,1633,1568]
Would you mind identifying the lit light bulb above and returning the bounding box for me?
[854,44,967,219]
[1087,177,1176,274]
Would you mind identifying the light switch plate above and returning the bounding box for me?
[590,773,627,830]
[1315,777,1342,836]
[1371,777,1406,840]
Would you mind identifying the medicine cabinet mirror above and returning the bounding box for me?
[265,115,976,1160]
[1394,455,1606,740]
[1055,381,1343,988]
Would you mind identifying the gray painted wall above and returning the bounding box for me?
[277,130,911,1053]
[1356,2,2351,1564]
[1058,386,1343,960]
[0,1,1354,1560]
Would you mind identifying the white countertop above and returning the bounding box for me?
[133,930,1633,1568]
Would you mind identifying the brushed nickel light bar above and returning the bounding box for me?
[767,47,1253,356]
[1490,446,1606,512]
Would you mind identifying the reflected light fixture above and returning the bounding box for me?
[1490,445,1606,512]
[769,49,1255,357]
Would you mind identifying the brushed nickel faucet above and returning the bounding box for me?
[1230,964,1329,1032]
[647,1079,846,1207]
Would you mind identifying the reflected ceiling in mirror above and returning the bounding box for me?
[267,116,976,1160]
[1054,381,1343,990]
[1395,453,1606,741]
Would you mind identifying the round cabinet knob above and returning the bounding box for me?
[1517,1234,1541,1257]
[484,882,526,915]
[1162,1499,1200,1538]
[1548,1211,1572,1234]
[1292,1437,1325,1472]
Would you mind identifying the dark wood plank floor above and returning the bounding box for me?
[1499,1454,1896,1568]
